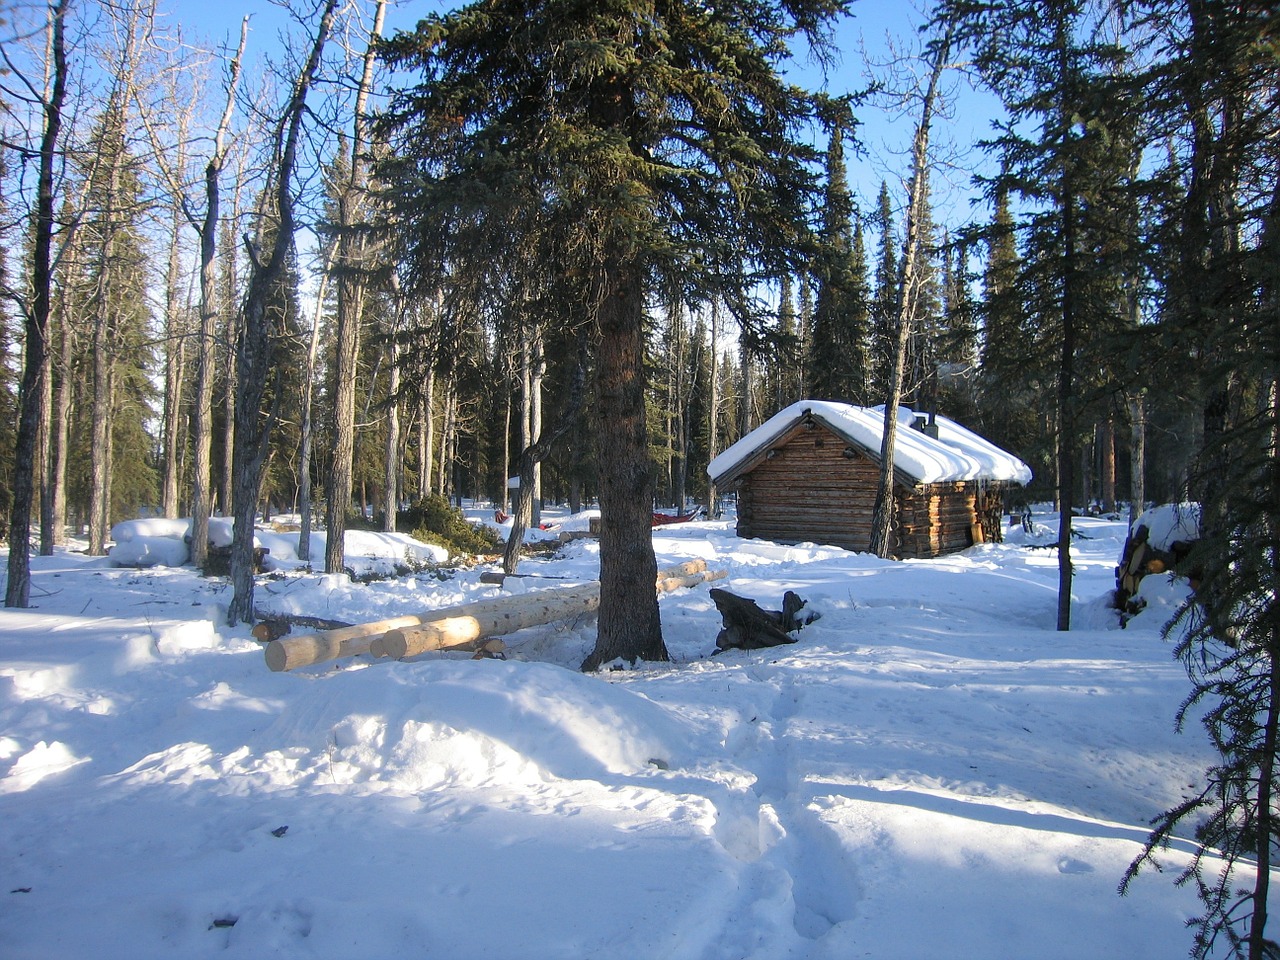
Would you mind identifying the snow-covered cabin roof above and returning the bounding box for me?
[707,400,1033,486]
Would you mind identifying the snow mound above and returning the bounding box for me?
[105,517,449,572]
[107,536,190,568]
[1132,502,1200,552]
[109,518,191,542]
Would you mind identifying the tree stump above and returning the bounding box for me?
[710,588,809,651]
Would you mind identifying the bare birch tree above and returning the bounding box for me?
[868,28,953,558]
[324,0,387,574]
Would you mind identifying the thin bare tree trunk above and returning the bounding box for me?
[36,333,51,554]
[382,305,401,532]
[419,367,434,499]
[325,0,387,574]
[869,30,950,559]
[530,326,544,526]
[227,0,338,625]
[157,84,195,522]
[190,17,246,569]
[1127,392,1146,524]
[706,299,720,519]
[501,366,512,512]
[160,210,187,520]
[297,242,335,562]
[50,304,72,547]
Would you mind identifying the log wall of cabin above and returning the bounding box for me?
[731,425,1008,559]
[732,424,899,555]
[898,481,981,558]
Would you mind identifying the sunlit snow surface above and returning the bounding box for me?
[0,509,1255,959]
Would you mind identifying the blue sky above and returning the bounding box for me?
[167,0,1001,231]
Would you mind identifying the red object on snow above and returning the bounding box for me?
[651,509,701,526]
[495,509,509,523]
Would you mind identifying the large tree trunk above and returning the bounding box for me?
[7,0,66,606]
[1054,15,1079,633]
[581,256,667,670]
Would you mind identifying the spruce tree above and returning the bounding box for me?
[809,120,870,404]
[1117,3,1280,957]
[870,180,898,400]
[379,0,846,668]
[940,0,1129,627]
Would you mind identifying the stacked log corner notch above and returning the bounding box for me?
[264,559,724,672]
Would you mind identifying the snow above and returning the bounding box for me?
[0,509,1257,959]
[708,400,1034,486]
[1132,502,1201,552]
[105,518,450,572]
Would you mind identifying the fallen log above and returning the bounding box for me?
[379,563,720,661]
[377,586,603,660]
[264,559,712,672]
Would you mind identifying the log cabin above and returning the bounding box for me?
[707,401,1032,560]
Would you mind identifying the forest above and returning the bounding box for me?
[0,0,1259,553]
[2,0,1278,954]
[0,0,1274,609]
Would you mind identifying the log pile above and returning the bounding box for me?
[263,560,725,672]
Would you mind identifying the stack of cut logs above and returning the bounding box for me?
[263,559,725,672]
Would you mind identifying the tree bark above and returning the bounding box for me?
[419,364,434,499]
[529,326,545,527]
[1127,392,1146,525]
[296,243,334,562]
[7,0,66,607]
[49,290,73,549]
[382,310,401,532]
[325,0,387,574]
[706,298,720,519]
[227,0,337,626]
[869,29,950,559]
[1054,15,1079,633]
[190,18,247,570]
[581,255,667,669]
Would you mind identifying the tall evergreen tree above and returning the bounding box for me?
[1117,3,1280,957]
[809,119,870,404]
[975,185,1036,455]
[942,0,1128,627]
[379,0,846,668]
[870,180,899,400]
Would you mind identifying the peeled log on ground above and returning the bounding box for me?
[264,560,712,672]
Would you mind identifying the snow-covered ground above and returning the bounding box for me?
[0,508,1252,958]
